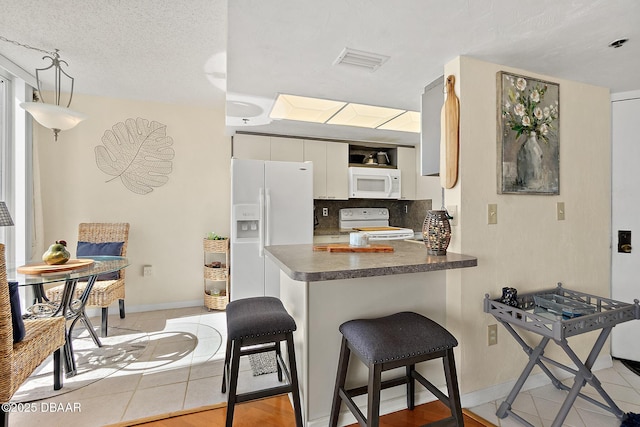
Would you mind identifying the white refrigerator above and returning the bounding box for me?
[230,158,313,301]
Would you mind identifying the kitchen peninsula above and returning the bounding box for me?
[265,240,477,427]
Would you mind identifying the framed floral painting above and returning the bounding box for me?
[497,72,560,194]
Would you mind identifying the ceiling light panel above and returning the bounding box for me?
[377,111,421,133]
[333,47,390,72]
[327,103,405,128]
[270,94,346,123]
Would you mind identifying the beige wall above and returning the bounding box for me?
[36,93,231,311]
[444,56,612,395]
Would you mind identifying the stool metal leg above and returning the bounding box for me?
[329,337,351,427]
[225,339,242,427]
[406,364,415,410]
[285,332,304,427]
[367,363,383,427]
[221,339,232,393]
[275,341,284,382]
[443,348,464,427]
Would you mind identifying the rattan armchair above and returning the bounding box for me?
[45,223,130,338]
[1,244,65,426]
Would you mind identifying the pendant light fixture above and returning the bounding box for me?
[20,49,87,141]
[1,36,87,141]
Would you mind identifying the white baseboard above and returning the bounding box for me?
[84,299,204,318]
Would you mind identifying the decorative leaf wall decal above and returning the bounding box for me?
[95,118,175,195]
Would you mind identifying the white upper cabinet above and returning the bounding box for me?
[396,146,417,200]
[325,141,349,200]
[233,134,304,162]
[304,140,348,200]
[233,134,271,160]
[270,137,304,162]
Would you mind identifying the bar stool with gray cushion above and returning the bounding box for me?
[221,296,303,427]
[329,311,463,427]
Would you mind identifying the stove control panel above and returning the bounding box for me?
[339,208,389,221]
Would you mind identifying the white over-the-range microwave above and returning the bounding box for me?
[348,167,401,199]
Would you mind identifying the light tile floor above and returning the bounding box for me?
[469,359,640,427]
[9,306,640,427]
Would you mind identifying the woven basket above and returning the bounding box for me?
[203,238,228,253]
[204,265,228,281]
[204,290,228,310]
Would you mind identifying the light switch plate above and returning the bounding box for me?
[557,202,565,220]
[488,324,498,345]
[488,204,498,225]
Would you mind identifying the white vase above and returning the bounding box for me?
[516,132,543,189]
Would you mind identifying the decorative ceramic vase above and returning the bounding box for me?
[516,132,543,189]
[422,210,451,255]
[500,287,519,307]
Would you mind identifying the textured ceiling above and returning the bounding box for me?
[1,0,639,145]
[0,0,227,107]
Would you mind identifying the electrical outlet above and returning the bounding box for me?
[557,202,565,220]
[447,205,458,226]
[322,207,328,217]
[143,265,153,277]
[488,324,498,345]
[488,204,498,225]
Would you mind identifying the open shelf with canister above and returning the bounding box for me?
[203,238,229,310]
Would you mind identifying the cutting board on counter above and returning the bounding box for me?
[352,226,403,232]
[17,259,94,275]
[313,244,394,253]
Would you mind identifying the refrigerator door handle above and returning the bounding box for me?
[265,188,272,247]
[259,188,265,257]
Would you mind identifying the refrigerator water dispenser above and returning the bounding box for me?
[233,204,260,240]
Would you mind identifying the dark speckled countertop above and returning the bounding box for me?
[264,240,477,282]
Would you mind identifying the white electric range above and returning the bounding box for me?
[338,208,414,240]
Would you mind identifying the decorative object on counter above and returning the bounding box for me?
[95,117,175,195]
[497,71,559,195]
[500,286,519,307]
[42,240,70,265]
[441,75,459,189]
[349,231,369,247]
[423,210,451,255]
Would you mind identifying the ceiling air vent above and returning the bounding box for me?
[333,47,389,72]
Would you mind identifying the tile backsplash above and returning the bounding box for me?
[314,199,432,233]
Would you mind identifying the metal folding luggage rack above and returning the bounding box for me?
[483,283,640,427]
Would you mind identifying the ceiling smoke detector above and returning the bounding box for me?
[608,38,629,48]
[333,47,389,72]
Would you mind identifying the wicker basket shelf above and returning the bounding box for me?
[204,291,228,310]
[203,238,229,253]
[203,238,230,310]
[204,265,228,281]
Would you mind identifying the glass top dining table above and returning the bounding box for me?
[7,256,129,377]
[8,256,129,287]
